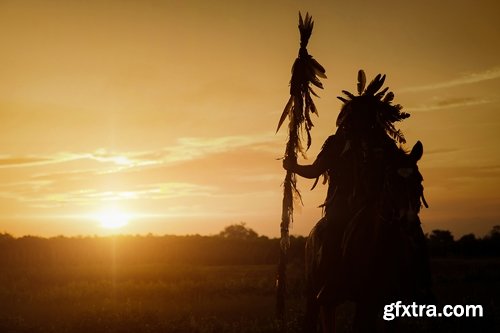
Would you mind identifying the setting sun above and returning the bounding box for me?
[95,207,131,229]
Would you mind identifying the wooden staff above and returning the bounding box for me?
[275,12,326,324]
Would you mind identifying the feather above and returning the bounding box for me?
[305,93,318,115]
[386,122,406,144]
[381,103,397,120]
[342,90,355,100]
[337,96,349,103]
[293,184,304,206]
[276,97,293,133]
[306,130,312,150]
[310,99,318,115]
[399,112,411,119]
[364,74,386,96]
[310,58,327,78]
[304,101,314,132]
[383,91,394,103]
[309,87,320,97]
[310,77,323,89]
[375,87,389,99]
[299,12,313,48]
[396,130,406,144]
[310,177,320,190]
[421,193,429,208]
[357,70,366,95]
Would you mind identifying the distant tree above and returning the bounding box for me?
[458,233,476,243]
[428,229,454,256]
[219,223,259,240]
[488,225,500,241]
[484,225,500,256]
[0,233,14,242]
[456,233,478,256]
[428,229,454,243]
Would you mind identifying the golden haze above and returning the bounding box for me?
[0,0,499,237]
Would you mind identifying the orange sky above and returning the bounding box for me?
[0,0,499,238]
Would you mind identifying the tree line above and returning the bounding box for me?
[0,223,499,267]
[426,226,500,257]
[0,223,305,267]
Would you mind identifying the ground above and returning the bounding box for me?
[1,257,499,332]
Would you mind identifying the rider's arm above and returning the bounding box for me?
[282,135,337,179]
[282,156,327,179]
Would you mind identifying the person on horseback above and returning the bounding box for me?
[283,70,432,332]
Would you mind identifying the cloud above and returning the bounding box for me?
[405,97,491,112]
[0,133,280,212]
[237,173,283,182]
[1,133,277,171]
[0,149,164,171]
[135,182,218,200]
[424,148,461,155]
[476,165,500,177]
[160,134,279,164]
[0,156,56,167]
[401,67,500,92]
[81,182,218,202]
[0,181,219,208]
[425,164,500,190]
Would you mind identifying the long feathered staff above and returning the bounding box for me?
[275,12,326,322]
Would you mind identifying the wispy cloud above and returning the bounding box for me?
[237,174,283,182]
[0,156,52,167]
[427,164,500,181]
[135,182,218,200]
[0,134,277,171]
[0,151,158,170]
[0,182,218,208]
[424,148,461,155]
[405,97,491,112]
[0,154,73,168]
[401,67,500,92]
[160,134,278,164]
[76,182,218,202]
[0,133,279,212]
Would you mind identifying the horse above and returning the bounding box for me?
[303,140,432,333]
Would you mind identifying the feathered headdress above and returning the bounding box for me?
[336,70,410,144]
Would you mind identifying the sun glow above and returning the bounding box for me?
[95,207,131,229]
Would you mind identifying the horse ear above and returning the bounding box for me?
[410,141,423,162]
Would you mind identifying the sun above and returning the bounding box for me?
[95,207,131,229]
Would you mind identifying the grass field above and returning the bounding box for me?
[1,255,499,332]
[0,261,303,333]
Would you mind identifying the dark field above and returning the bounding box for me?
[0,236,499,332]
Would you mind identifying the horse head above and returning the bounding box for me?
[383,141,427,228]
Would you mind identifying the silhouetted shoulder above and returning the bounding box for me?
[317,135,338,160]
